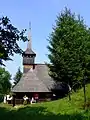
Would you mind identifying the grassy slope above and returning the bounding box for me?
[0,84,90,120]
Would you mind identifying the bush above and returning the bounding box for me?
[0,94,4,103]
[82,100,90,109]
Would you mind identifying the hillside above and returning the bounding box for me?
[0,84,90,120]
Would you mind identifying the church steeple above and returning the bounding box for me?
[27,22,32,49]
[23,22,36,73]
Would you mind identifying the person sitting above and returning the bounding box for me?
[30,97,36,104]
[34,94,39,103]
[23,95,28,105]
[6,95,13,104]
[23,95,28,101]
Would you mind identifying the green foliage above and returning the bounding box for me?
[0,84,90,119]
[0,16,28,65]
[13,67,22,86]
[0,94,4,103]
[47,8,90,90]
[0,67,11,94]
[82,100,90,109]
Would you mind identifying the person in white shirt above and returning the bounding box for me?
[4,95,7,103]
[30,97,36,104]
[23,95,28,101]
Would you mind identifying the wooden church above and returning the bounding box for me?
[12,26,55,103]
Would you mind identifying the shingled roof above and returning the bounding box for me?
[23,48,36,55]
[12,64,54,93]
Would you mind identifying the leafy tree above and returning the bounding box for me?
[13,67,22,86]
[0,67,11,94]
[47,8,90,101]
[0,16,27,65]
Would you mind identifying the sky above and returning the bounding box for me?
[0,0,90,80]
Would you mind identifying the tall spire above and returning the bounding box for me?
[27,22,32,49]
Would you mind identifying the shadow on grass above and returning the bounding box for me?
[0,105,89,120]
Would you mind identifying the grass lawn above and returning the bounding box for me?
[0,84,90,120]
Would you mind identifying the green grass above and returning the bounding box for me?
[0,84,90,120]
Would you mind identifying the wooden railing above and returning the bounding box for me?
[8,98,51,105]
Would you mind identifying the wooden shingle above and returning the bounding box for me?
[12,64,54,92]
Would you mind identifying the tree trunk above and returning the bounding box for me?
[68,92,71,101]
[83,77,86,106]
[68,84,71,101]
[13,95,15,107]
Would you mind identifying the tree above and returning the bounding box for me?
[0,16,27,65]
[0,67,11,94]
[13,67,22,86]
[47,8,90,102]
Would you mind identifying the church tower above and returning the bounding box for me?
[23,23,36,73]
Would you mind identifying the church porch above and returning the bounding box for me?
[10,92,53,105]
